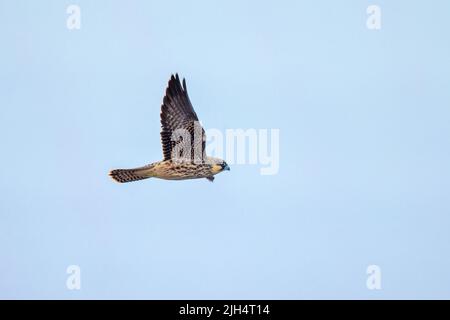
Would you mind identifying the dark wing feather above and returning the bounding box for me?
[160,74,206,162]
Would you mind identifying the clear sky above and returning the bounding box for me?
[1,0,450,299]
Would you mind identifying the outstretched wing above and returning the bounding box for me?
[160,74,206,162]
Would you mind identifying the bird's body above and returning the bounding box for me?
[110,157,225,183]
[109,74,229,183]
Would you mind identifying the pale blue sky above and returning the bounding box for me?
[1,0,450,299]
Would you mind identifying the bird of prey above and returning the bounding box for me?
[109,74,230,183]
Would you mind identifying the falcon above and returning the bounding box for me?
[109,74,230,183]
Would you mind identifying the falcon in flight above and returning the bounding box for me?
[109,74,230,183]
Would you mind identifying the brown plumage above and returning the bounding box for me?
[109,74,230,183]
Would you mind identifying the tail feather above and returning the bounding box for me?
[109,167,152,183]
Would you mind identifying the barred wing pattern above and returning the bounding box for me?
[160,74,206,162]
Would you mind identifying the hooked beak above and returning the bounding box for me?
[224,164,230,171]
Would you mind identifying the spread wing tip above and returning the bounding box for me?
[167,73,187,93]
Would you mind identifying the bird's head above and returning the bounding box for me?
[221,161,230,171]
[209,158,230,174]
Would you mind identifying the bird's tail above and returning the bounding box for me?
[109,165,154,183]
